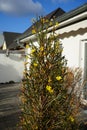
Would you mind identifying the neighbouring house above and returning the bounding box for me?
[0,32,25,83]
[0,31,22,50]
[14,3,87,101]
[17,7,65,42]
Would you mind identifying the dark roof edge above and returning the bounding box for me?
[56,3,87,22]
[18,3,87,42]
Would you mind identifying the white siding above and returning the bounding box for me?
[61,34,87,68]
[25,29,87,70]
[56,20,87,70]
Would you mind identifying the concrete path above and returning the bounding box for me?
[0,83,87,130]
[0,83,21,130]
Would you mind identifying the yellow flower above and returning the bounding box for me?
[45,19,49,23]
[48,77,52,83]
[41,18,45,23]
[25,55,29,59]
[46,85,53,93]
[40,46,44,51]
[43,52,46,55]
[56,76,62,81]
[26,44,29,49]
[31,48,36,53]
[33,63,38,67]
[32,29,36,34]
[49,21,53,26]
[69,116,74,122]
[55,22,59,26]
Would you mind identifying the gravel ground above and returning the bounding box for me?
[0,83,21,130]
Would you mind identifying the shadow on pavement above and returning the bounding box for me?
[0,111,21,130]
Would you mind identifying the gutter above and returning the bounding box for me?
[20,11,87,43]
[56,3,87,23]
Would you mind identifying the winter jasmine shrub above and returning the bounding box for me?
[19,17,83,130]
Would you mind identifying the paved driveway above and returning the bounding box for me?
[0,83,87,130]
[0,83,21,130]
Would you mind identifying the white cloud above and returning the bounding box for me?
[0,0,44,16]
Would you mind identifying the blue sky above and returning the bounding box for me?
[0,0,87,33]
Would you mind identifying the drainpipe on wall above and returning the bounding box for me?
[6,49,9,57]
[79,39,87,105]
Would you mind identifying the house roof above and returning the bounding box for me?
[3,32,21,49]
[45,7,65,19]
[8,40,24,50]
[16,8,65,41]
[56,3,87,23]
[16,3,87,43]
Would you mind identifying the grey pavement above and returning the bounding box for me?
[0,83,21,130]
[0,83,87,130]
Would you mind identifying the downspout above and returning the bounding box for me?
[79,39,87,105]
[79,39,87,78]
[6,49,9,57]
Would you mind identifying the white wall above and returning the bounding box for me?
[56,20,87,70]
[26,34,87,69]
[0,51,24,83]
[24,18,87,73]
[61,34,87,68]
